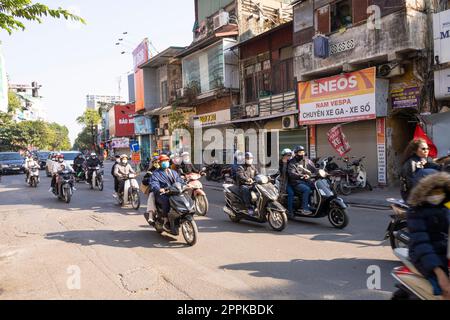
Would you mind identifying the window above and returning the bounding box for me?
[330,0,353,32]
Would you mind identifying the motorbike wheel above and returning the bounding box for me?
[391,287,416,300]
[130,189,140,210]
[181,219,198,246]
[63,188,71,204]
[32,178,38,188]
[339,181,352,196]
[194,195,209,216]
[365,181,373,191]
[97,177,104,191]
[389,221,408,250]
[228,215,241,223]
[267,209,288,232]
[328,207,349,229]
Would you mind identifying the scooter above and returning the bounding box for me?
[27,166,40,188]
[74,164,86,183]
[184,171,208,216]
[223,175,288,232]
[53,169,75,203]
[150,182,199,246]
[338,156,372,195]
[391,248,449,300]
[88,166,104,191]
[117,173,140,210]
[278,169,349,229]
[384,198,410,250]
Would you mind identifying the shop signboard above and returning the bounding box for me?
[376,118,387,185]
[309,125,317,159]
[434,9,450,64]
[298,67,377,125]
[391,86,420,109]
[111,137,130,149]
[114,104,135,137]
[192,109,230,127]
[134,116,154,135]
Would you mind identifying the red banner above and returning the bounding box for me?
[114,104,135,137]
[327,125,351,156]
[414,124,438,158]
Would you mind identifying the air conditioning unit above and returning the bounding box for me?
[282,115,297,129]
[377,63,405,78]
[213,11,229,30]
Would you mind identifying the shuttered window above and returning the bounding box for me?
[315,5,330,34]
[353,0,369,24]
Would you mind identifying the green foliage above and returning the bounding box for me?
[72,126,92,152]
[0,0,85,34]
[8,90,21,113]
[76,109,101,127]
[73,109,100,152]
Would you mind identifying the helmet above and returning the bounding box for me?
[120,154,128,160]
[152,156,160,162]
[115,154,120,159]
[293,146,305,153]
[159,155,170,162]
[181,152,190,158]
[245,152,254,159]
[281,148,293,156]
[90,152,96,157]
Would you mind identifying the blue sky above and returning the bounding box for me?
[1,0,195,144]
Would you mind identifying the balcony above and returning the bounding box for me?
[293,8,428,79]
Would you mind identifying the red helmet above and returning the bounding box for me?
[159,154,170,162]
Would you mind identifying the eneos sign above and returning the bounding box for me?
[298,67,376,125]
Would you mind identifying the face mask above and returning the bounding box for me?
[296,154,304,160]
[246,159,254,165]
[427,193,446,206]
[122,160,128,165]
[153,163,160,169]
[161,162,170,169]
[183,157,190,164]
[59,159,64,163]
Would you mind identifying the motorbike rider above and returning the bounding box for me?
[149,154,185,235]
[114,154,135,196]
[85,152,102,185]
[236,152,259,216]
[24,153,39,184]
[178,152,200,176]
[73,153,86,179]
[111,155,121,197]
[279,149,295,218]
[143,156,160,223]
[50,154,74,193]
[232,151,245,183]
[288,146,316,215]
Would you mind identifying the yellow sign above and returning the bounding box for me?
[199,113,217,123]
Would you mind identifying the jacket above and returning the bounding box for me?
[400,155,441,201]
[407,172,450,278]
[52,161,73,175]
[24,158,39,170]
[149,168,184,196]
[114,163,135,180]
[236,164,258,186]
[111,161,119,176]
[86,157,101,168]
[288,157,316,186]
[278,159,289,194]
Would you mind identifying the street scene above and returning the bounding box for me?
[1,0,450,302]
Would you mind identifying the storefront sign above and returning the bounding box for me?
[133,39,149,112]
[131,152,141,163]
[298,67,377,125]
[327,125,351,157]
[114,104,135,137]
[434,68,450,100]
[309,125,316,159]
[434,9,450,64]
[134,116,154,135]
[111,137,130,149]
[391,86,420,109]
[377,118,387,185]
[193,109,230,127]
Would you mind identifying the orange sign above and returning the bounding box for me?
[131,152,141,163]
[298,67,377,125]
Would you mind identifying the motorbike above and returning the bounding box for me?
[74,164,87,183]
[223,175,288,232]
[204,162,231,182]
[27,166,40,188]
[53,169,75,203]
[117,173,140,210]
[391,248,449,300]
[148,182,199,246]
[338,156,372,195]
[384,198,410,250]
[183,171,208,216]
[88,166,104,191]
[278,169,350,229]
[314,156,342,194]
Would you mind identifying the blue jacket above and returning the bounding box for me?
[149,168,184,196]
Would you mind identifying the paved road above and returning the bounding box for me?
[0,164,400,300]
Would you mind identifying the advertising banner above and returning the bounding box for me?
[309,125,317,159]
[376,118,387,185]
[134,116,154,135]
[133,39,149,112]
[391,86,420,109]
[114,104,135,137]
[433,9,450,64]
[327,125,351,157]
[111,137,130,149]
[298,67,377,125]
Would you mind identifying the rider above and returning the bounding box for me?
[50,154,74,193]
[111,155,121,197]
[24,153,39,184]
[114,154,135,196]
[236,152,259,216]
[85,152,102,185]
[73,153,86,179]
[149,154,185,235]
[279,149,295,218]
[143,156,160,223]
[288,146,316,215]
[232,150,245,183]
[178,152,200,176]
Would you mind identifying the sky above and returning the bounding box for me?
[1,0,195,144]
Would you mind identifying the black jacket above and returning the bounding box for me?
[400,155,441,201]
[236,164,258,186]
[278,159,289,193]
[287,157,316,186]
[86,157,102,168]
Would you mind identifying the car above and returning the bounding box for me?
[35,151,50,170]
[0,152,25,175]
[45,151,82,177]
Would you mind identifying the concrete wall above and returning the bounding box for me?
[143,68,160,110]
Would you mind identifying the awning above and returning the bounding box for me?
[144,106,172,116]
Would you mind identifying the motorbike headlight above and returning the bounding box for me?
[129,174,136,178]
[318,169,327,178]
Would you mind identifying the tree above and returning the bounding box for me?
[0,0,85,34]
[72,126,92,152]
[75,109,101,152]
[8,90,21,113]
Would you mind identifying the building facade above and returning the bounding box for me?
[9,82,47,122]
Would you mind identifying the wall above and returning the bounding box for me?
[143,67,160,110]
[196,96,234,115]
[128,73,135,103]
[197,0,235,22]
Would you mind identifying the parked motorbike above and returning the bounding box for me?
[184,171,209,216]
[384,198,410,250]
[27,166,40,188]
[338,156,372,195]
[223,175,288,232]
[117,173,140,210]
[150,182,199,246]
[391,248,449,300]
[88,166,104,191]
[278,169,349,229]
[315,156,342,194]
[53,169,75,203]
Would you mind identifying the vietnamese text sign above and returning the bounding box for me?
[111,137,130,149]
[376,118,387,185]
[298,67,376,125]
[327,125,351,157]
[433,9,450,64]
[309,125,317,159]
[391,86,420,109]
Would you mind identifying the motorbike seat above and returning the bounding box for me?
[228,185,241,197]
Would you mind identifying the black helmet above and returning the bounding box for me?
[245,152,254,159]
[294,146,305,153]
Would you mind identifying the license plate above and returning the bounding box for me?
[12,168,20,170]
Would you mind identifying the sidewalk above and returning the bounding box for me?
[202,179,398,209]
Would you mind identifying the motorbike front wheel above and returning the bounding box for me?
[267,209,288,232]
[97,176,104,191]
[194,194,209,216]
[181,219,198,246]
[130,188,140,210]
[328,207,349,229]
[63,187,72,204]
